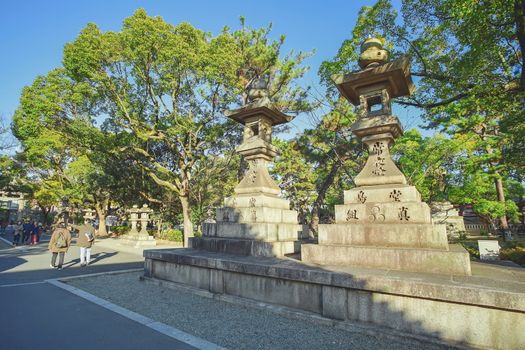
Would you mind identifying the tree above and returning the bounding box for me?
[12,69,86,221]
[392,129,461,202]
[272,138,316,224]
[320,0,525,237]
[61,11,313,246]
[272,99,364,235]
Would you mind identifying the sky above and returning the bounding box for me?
[0,0,422,139]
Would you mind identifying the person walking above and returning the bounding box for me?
[48,222,72,270]
[22,221,33,245]
[70,219,95,267]
[12,221,22,246]
[30,222,42,245]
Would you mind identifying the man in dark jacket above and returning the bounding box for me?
[22,221,33,245]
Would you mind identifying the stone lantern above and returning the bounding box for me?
[83,208,96,222]
[301,38,472,276]
[139,204,152,235]
[192,77,305,257]
[225,77,291,197]
[128,205,140,234]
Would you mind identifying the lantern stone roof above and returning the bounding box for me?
[332,56,415,106]
[225,97,293,126]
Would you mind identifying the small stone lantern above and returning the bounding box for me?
[128,205,140,234]
[83,208,96,222]
[139,204,152,235]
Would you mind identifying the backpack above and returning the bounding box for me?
[55,232,67,248]
[85,231,94,242]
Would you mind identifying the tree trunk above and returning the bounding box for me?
[37,204,51,225]
[485,139,512,240]
[495,177,509,229]
[309,160,341,238]
[514,0,525,90]
[179,194,193,247]
[94,200,108,237]
[494,176,512,240]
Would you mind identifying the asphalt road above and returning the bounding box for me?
[0,232,196,350]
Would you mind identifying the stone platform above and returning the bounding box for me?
[144,248,525,350]
[118,233,157,248]
[302,184,471,276]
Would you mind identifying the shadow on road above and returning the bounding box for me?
[63,251,119,268]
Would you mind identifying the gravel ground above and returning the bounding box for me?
[66,271,458,350]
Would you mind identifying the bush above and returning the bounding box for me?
[500,242,525,266]
[458,232,468,241]
[461,242,480,259]
[159,229,183,242]
[194,230,202,238]
[111,225,130,236]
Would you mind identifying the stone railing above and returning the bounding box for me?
[465,223,524,234]
[464,223,493,234]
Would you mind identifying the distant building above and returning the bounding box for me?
[0,191,27,223]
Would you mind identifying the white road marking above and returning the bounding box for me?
[0,281,47,288]
[47,274,226,350]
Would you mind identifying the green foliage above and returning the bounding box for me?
[158,229,183,242]
[56,10,312,240]
[461,243,480,260]
[272,100,363,226]
[500,245,525,267]
[321,1,525,230]
[233,18,314,112]
[458,232,468,241]
[392,129,461,202]
[111,225,130,236]
[272,138,316,220]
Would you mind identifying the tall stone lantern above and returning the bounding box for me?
[192,78,305,257]
[226,78,291,197]
[302,38,472,276]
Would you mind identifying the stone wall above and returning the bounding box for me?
[144,250,525,350]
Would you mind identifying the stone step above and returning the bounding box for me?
[344,184,421,204]
[223,194,291,210]
[189,237,300,257]
[317,223,447,249]
[216,206,298,224]
[301,243,471,276]
[202,222,305,241]
[118,234,157,248]
[335,201,432,224]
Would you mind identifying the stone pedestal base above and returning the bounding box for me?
[317,223,448,249]
[203,222,304,242]
[199,193,305,257]
[303,184,472,276]
[190,237,300,257]
[118,233,157,248]
[301,243,471,275]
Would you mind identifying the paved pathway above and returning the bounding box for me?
[0,233,200,350]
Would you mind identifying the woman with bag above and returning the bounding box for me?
[48,222,71,270]
[71,219,95,267]
[12,221,22,246]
